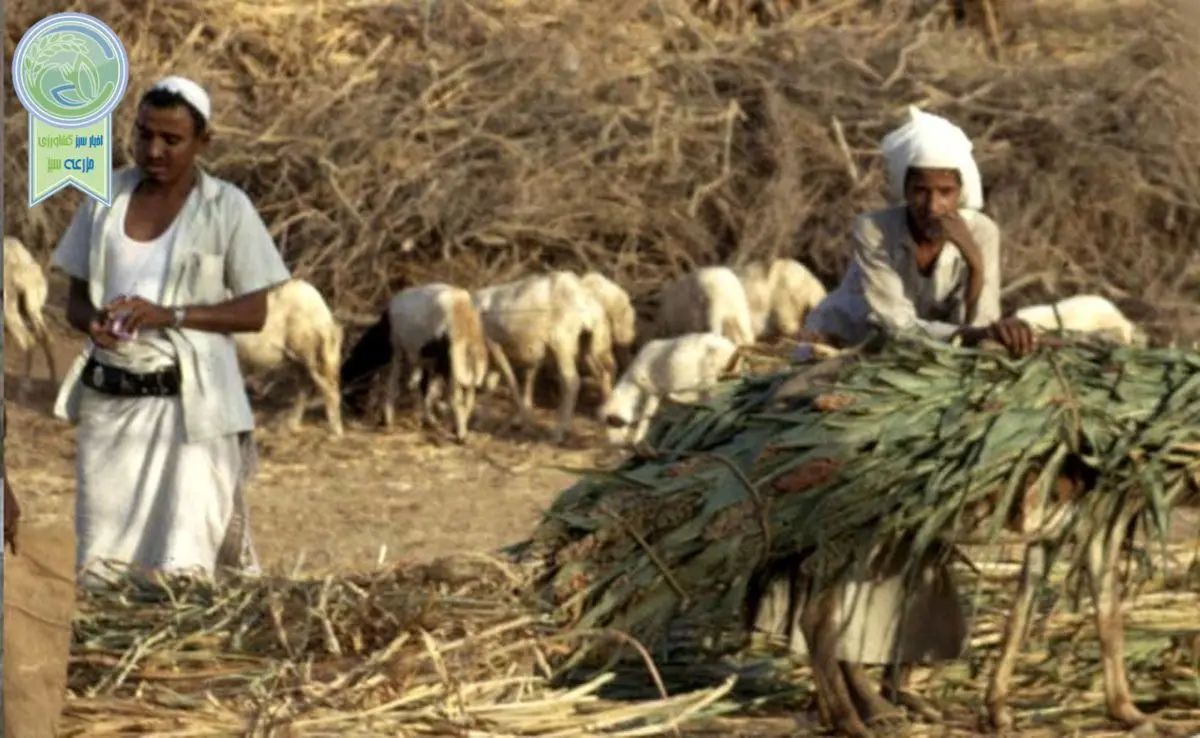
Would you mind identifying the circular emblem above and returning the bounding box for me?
[11,13,129,129]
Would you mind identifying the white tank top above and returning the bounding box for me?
[92,197,182,372]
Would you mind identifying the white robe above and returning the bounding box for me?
[74,388,259,584]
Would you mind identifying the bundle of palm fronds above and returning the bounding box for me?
[518,336,1200,650]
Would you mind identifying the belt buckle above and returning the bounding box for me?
[91,363,105,389]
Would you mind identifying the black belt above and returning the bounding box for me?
[82,357,182,397]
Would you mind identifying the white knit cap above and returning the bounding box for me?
[148,75,211,123]
[880,105,983,210]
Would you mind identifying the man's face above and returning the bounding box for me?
[132,103,206,184]
[904,168,962,237]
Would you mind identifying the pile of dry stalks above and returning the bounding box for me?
[60,546,1200,735]
[5,0,1199,341]
[64,556,740,736]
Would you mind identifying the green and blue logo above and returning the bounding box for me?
[11,13,129,207]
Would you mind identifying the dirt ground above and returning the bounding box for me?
[3,315,616,574]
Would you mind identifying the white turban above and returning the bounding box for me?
[880,105,983,210]
[147,75,212,123]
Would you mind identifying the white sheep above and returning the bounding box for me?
[736,258,828,341]
[602,332,740,447]
[580,271,638,367]
[234,278,344,436]
[383,283,489,442]
[652,266,756,347]
[1014,294,1147,347]
[3,236,58,399]
[474,271,612,443]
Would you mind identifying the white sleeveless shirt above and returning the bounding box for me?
[92,197,183,373]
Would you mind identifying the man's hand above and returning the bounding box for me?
[938,212,982,266]
[938,212,984,319]
[956,317,1037,358]
[105,295,176,333]
[988,317,1037,357]
[88,308,120,349]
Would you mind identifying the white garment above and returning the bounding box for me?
[804,207,1002,346]
[881,105,984,211]
[52,167,293,445]
[74,387,259,586]
[93,197,180,373]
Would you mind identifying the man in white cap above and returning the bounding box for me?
[50,75,291,584]
[803,106,1034,357]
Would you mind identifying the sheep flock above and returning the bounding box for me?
[3,234,1152,450]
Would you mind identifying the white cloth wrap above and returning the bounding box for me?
[881,105,984,211]
[148,75,212,122]
[74,388,259,586]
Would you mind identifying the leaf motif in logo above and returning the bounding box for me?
[75,55,100,104]
[57,58,81,107]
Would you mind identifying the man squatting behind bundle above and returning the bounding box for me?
[803,105,1035,357]
[750,107,1038,725]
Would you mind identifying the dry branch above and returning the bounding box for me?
[4,0,1200,344]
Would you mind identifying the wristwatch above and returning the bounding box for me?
[172,307,187,327]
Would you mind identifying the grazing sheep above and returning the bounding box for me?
[652,266,756,347]
[480,274,617,404]
[736,258,828,341]
[234,278,344,437]
[580,271,638,368]
[474,271,608,443]
[4,236,58,398]
[602,332,740,447]
[383,283,489,442]
[1014,294,1147,346]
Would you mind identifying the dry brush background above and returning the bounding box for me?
[5,0,1200,340]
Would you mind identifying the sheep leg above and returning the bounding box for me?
[1087,507,1150,729]
[485,339,524,421]
[548,345,579,445]
[449,381,470,443]
[583,351,614,403]
[21,348,36,401]
[311,368,344,437]
[986,542,1046,731]
[410,368,428,429]
[521,364,539,415]
[382,352,406,430]
[287,365,313,432]
[462,384,478,433]
[423,375,445,429]
[301,359,344,437]
[36,322,58,384]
